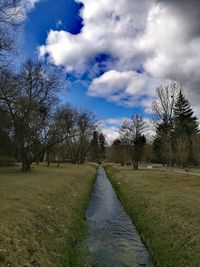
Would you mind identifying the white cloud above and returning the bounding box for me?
[135,3,200,110]
[88,70,160,109]
[102,126,120,144]
[103,117,129,126]
[39,0,153,73]
[39,0,200,112]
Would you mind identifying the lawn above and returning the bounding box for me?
[105,164,200,267]
[0,163,97,267]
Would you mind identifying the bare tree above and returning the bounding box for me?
[120,114,146,169]
[0,60,69,171]
[152,81,180,166]
[66,108,96,164]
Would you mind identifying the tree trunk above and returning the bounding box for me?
[47,151,50,166]
[132,161,138,170]
[21,161,31,172]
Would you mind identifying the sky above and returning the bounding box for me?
[23,0,200,142]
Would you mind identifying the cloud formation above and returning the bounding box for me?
[39,0,200,113]
[88,70,159,110]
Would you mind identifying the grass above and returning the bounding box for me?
[0,163,97,267]
[105,164,200,267]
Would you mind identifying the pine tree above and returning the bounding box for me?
[153,121,170,165]
[174,90,199,138]
[99,132,106,160]
[173,90,199,165]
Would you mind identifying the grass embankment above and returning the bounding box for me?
[0,163,96,267]
[105,165,200,267]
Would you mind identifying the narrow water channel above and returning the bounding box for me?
[84,166,154,267]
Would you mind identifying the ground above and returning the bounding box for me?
[0,163,96,267]
[105,164,200,267]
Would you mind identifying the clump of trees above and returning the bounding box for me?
[106,139,131,165]
[107,115,146,169]
[88,131,106,162]
[0,65,98,171]
[152,81,199,168]
[0,0,101,171]
[106,81,200,170]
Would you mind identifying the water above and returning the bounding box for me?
[84,166,154,267]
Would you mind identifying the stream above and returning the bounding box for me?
[84,166,154,267]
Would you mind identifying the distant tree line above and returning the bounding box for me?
[107,81,200,169]
[88,130,106,162]
[107,115,147,169]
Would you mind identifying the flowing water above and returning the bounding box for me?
[84,166,154,267]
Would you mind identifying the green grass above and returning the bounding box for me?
[105,164,200,267]
[0,163,97,267]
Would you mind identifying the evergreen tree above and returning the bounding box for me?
[153,121,172,165]
[173,90,199,165]
[174,90,199,138]
[99,132,106,160]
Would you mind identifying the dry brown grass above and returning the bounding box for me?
[105,165,200,267]
[0,163,96,267]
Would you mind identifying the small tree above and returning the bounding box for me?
[89,131,99,162]
[120,114,146,169]
[99,132,106,161]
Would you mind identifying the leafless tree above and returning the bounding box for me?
[0,60,70,171]
[152,81,180,166]
[120,114,146,169]
[65,108,96,164]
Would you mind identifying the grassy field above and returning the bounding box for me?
[105,164,200,267]
[0,163,96,267]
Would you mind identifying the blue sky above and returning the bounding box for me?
[23,0,200,141]
[24,0,138,125]
[24,0,83,58]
